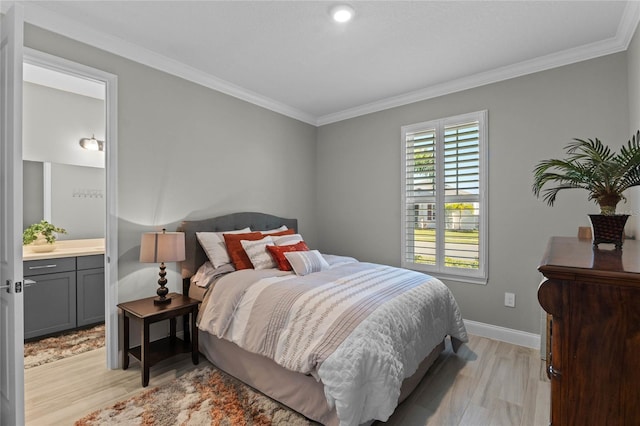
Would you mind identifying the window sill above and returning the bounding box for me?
[403,262,487,285]
[431,272,487,285]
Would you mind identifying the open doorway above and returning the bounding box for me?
[21,49,118,422]
[20,49,119,423]
[22,61,107,354]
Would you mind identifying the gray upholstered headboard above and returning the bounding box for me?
[177,212,297,293]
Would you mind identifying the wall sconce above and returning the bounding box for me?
[79,135,105,152]
[139,229,186,305]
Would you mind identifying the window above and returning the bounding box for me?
[401,110,487,284]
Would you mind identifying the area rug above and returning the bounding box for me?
[24,323,105,369]
[75,365,315,426]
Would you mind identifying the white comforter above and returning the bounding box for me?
[198,256,468,426]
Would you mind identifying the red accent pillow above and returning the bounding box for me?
[223,232,264,270]
[266,241,309,271]
[262,228,295,237]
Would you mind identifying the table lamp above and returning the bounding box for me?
[139,228,185,305]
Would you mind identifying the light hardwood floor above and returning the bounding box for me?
[25,334,549,426]
[383,335,550,426]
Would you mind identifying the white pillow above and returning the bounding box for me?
[191,261,235,288]
[241,236,276,270]
[272,233,304,246]
[196,227,251,268]
[259,225,288,234]
[284,250,329,276]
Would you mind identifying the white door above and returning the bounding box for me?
[0,4,25,426]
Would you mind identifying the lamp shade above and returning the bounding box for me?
[139,230,185,263]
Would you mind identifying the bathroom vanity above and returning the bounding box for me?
[23,239,105,339]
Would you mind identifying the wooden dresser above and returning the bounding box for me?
[538,237,640,425]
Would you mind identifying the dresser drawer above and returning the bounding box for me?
[24,257,76,276]
[77,254,104,270]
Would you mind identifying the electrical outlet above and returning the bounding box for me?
[504,292,516,308]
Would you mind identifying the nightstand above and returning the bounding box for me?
[118,292,199,387]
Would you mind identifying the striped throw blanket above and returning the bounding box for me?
[198,258,467,426]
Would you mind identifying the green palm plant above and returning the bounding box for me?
[532,131,640,215]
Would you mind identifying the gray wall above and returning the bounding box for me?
[23,160,43,228]
[50,163,105,240]
[23,81,106,239]
[23,162,105,240]
[23,81,105,169]
[316,53,629,334]
[24,24,319,302]
[23,21,634,336]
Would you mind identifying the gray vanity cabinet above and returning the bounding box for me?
[23,254,104,339]
[76,255,105,327]
[23,257,77,339]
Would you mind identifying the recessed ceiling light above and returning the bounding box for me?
[330,5,354,23]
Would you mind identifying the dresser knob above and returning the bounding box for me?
[548,365,562,378]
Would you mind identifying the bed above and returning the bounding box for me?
[177,212,468,426]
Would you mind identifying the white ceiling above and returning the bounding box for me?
[23,62,105,100]
[9,1,640,125]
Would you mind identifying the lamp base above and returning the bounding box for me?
[154,262,171,305]
[153,295,172,305]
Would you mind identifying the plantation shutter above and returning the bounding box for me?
[404,128,437,265]
[443,121,481,268]
[444,122,480,197]
[401,111,487,284]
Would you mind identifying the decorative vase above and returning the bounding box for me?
[30,233,56,253]
[588,214,629,249]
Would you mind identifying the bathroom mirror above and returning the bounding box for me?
[22,74,106,240]
[23,161,105,240]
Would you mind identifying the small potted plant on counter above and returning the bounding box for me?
[532,131,640,249]
[23,220,67,253]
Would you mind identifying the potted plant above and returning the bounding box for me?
[532,131,640,249]
[23,220,67,253]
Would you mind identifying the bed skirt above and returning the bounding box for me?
[199,330,445,425]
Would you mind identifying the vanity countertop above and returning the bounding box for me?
[23,238,105,261]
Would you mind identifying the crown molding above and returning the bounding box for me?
[318,2,640,126]
[7,1,640,128]
[13,1,317,126]
[618,0,640,48]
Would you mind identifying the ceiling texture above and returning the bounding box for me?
[6,1,640,125]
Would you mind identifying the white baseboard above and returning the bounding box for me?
[463,319,541,349]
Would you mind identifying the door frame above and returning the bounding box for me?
[23,48,119,369]
[1,5,26,425]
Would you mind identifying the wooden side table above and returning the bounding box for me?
[118,292,199,387]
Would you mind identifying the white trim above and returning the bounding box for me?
[2,1,638,127]
[431,272,488,286]
[319,2,640,125]
[15,2,316,126]
[464,319,541,350]
[24,62,105,100]
[1,4,26,424]
[401,111,488,283]
[104,63,119,371]
[318,36,630,125]
[42,161,51,222]
[618,0,640,49]
[23,48,120,370]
